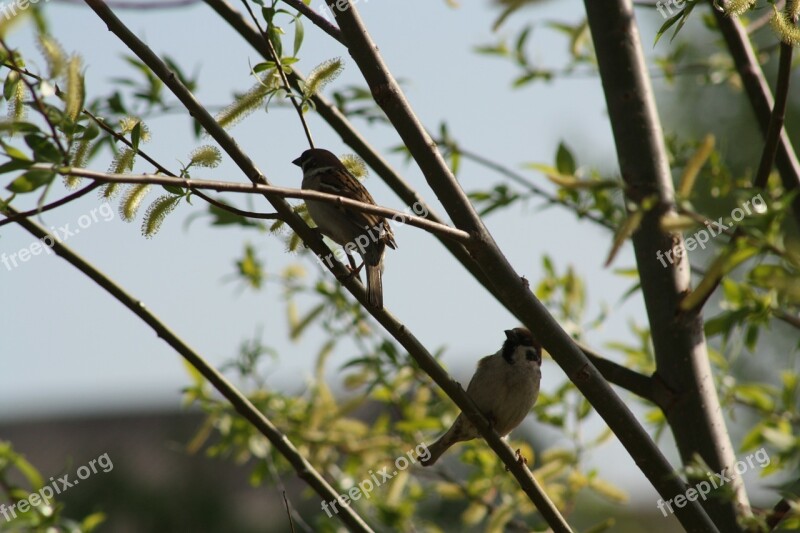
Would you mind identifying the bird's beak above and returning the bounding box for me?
[291,156,302,167]
[504,329,516,342]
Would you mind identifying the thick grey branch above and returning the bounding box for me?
[586,0,745,529]
[328,0,716,530]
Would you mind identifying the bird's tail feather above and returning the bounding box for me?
[366,264,383,309]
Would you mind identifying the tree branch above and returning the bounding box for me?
[6,203,375,533]
[80,3,570,529]
[9,165,470,242]
[327,0,717,530]
[239,0,314,148]
[202,0,659,406]
[279,0,345,45]
[712,5,800,229]
[586,0,746,529]
[0,182,102,226]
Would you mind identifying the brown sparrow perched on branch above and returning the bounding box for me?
[421,327,542,467]
[292,148,397,309]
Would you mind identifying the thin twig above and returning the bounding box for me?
[204,0,661,402]
[330,0,714,530]
[55,0,202,6]
[679,8,796,317]
[81,2,566,530]
[449,143,616,230]
[0,182,102,227]
[0,39,69,166]
[7,202,374,533]
[712,5,800,229]
[282,491,297,533]
[17,164,471,242]
[279,0,345,44]
[240,0,314,148]
[81,109,282,220]
[0,57,277,225]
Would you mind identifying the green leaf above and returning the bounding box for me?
[24,133,61,163]
[654,9,683,46]
[556,142,576,175]
[3,70,20,100]
[6,169,55,193]
[680,245,759,312]
[292,16,304,57]
[1,140,30,161]
[289,303,325,340]
[0,159,33,174]
[604,209,644,267]
[131,122,141,151]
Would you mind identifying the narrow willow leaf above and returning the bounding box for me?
[189,145,221,168]
[556,142,576,175]
[292,17,304,57]
[340,154,368,179]
[303,57,343,98]
[65,55,84,121]
[678,134,715,198]
[142,194,181,238]
[680,246,759,311]
[37,35,66,78]
[771,5,800,45]
[604,209,644,267]
[3,70,20,100]
[724,0,756,16]
[214,74,274,129]
[120,183,151,222]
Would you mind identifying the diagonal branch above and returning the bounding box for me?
[2,165,472,243]
[81,2,570,529]
[326,0,716,530]
[712,5,800,229]
[279,0,345,45]
[586,0,746,529]
[6,204,375,533]
[203,0,659,406]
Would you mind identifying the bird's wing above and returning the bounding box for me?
[316,171,396,246]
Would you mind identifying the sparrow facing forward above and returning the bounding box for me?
[292,148,397,309]
[421,327,542,467]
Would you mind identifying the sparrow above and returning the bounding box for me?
[421,327,542,467]
[292,148,397,309]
